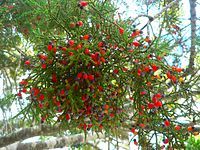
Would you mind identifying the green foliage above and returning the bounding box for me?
[186,136,200,150]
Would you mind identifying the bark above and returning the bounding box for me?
[0,133,104,150]
[186,0,197,73]
[0,124,60,148]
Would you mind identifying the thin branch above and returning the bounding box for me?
[139,0,179,30]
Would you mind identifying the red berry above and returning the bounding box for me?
[98,42,104,47]
[61,47,67,51]
[110,113,114,118]
[77,21,83,27]
[154,100,162,108]
[69,40,75,46]
[98,85,103,92]
[163,138,169,144]
[41,63,47,69]
[131,128,135,133]
[113,69,119,74]
[81,94,87,101]
[38,103,43,109]
[79,1,88,7]
[151,64,158,72]
[175,125,181,131]
[39,54,47,60]
[47,44,53,51]
[155,93,162,99]
[39,94,45,101]
[137,69,142,76]
[69,52,74,56]
[77,72,83,79]
[119,27,124,35]
[60,89,65,96]
[171,75,177,83]
[164,120,170,127]
[83,34,90,40]
[144,66,150,72]
[66,114,70,120]
[17,92,22,97]
[22,88,27,93]
[19,79,28,85]
[52,73,57,83]
[166,71,172,79]
[83,73,88,80]
[70,22,75,28]
[84,48,90,55]
[88,74,94,81]
[25,60,30,65]
[132,41,140,47]
[140,91,146,95]
[148,103,154,109]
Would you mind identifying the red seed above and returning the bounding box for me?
[19,80,28,85]
[110,113,114,118]
[148,103,154,109]
[41,63,46,69]
[98,85,103,92]
[119,27,124,35]
[83,34,90,40]
[17,92,22,97]
[47,44,53,51]
[77,21,83,27]
[113,69,119,74]
[98,42,104,47]
[151,64,158,72]
[163,138,169,144]
[132,41,140,47]
[84,48,90,55]
[69,52,74,56]
[69,40,75,46]
[25,60,30,65]
[60,89,65,96]
[154,100,162,108]
[166,71,172,79]
[144,66,150,72]
[137,69,142,76]
[66,114,70,120]
[88,74,94,81]
[79,1,88,7]
[52,73,57,83]
[77,72,83,79]
[39,94,45,101]
[22,88,27,93]
[131,128,135,133]
[140,91,146,95]
[175,125,181,131]
[164,120,170,127]
[83,73,88,80]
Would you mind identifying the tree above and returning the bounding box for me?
[0,0,199,149]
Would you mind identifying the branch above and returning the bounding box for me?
[0,124,60,148]
[139,0,179,30]
[2,133,104,150]
[186,0,197,73]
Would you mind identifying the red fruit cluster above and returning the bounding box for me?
[18,2,187,146]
